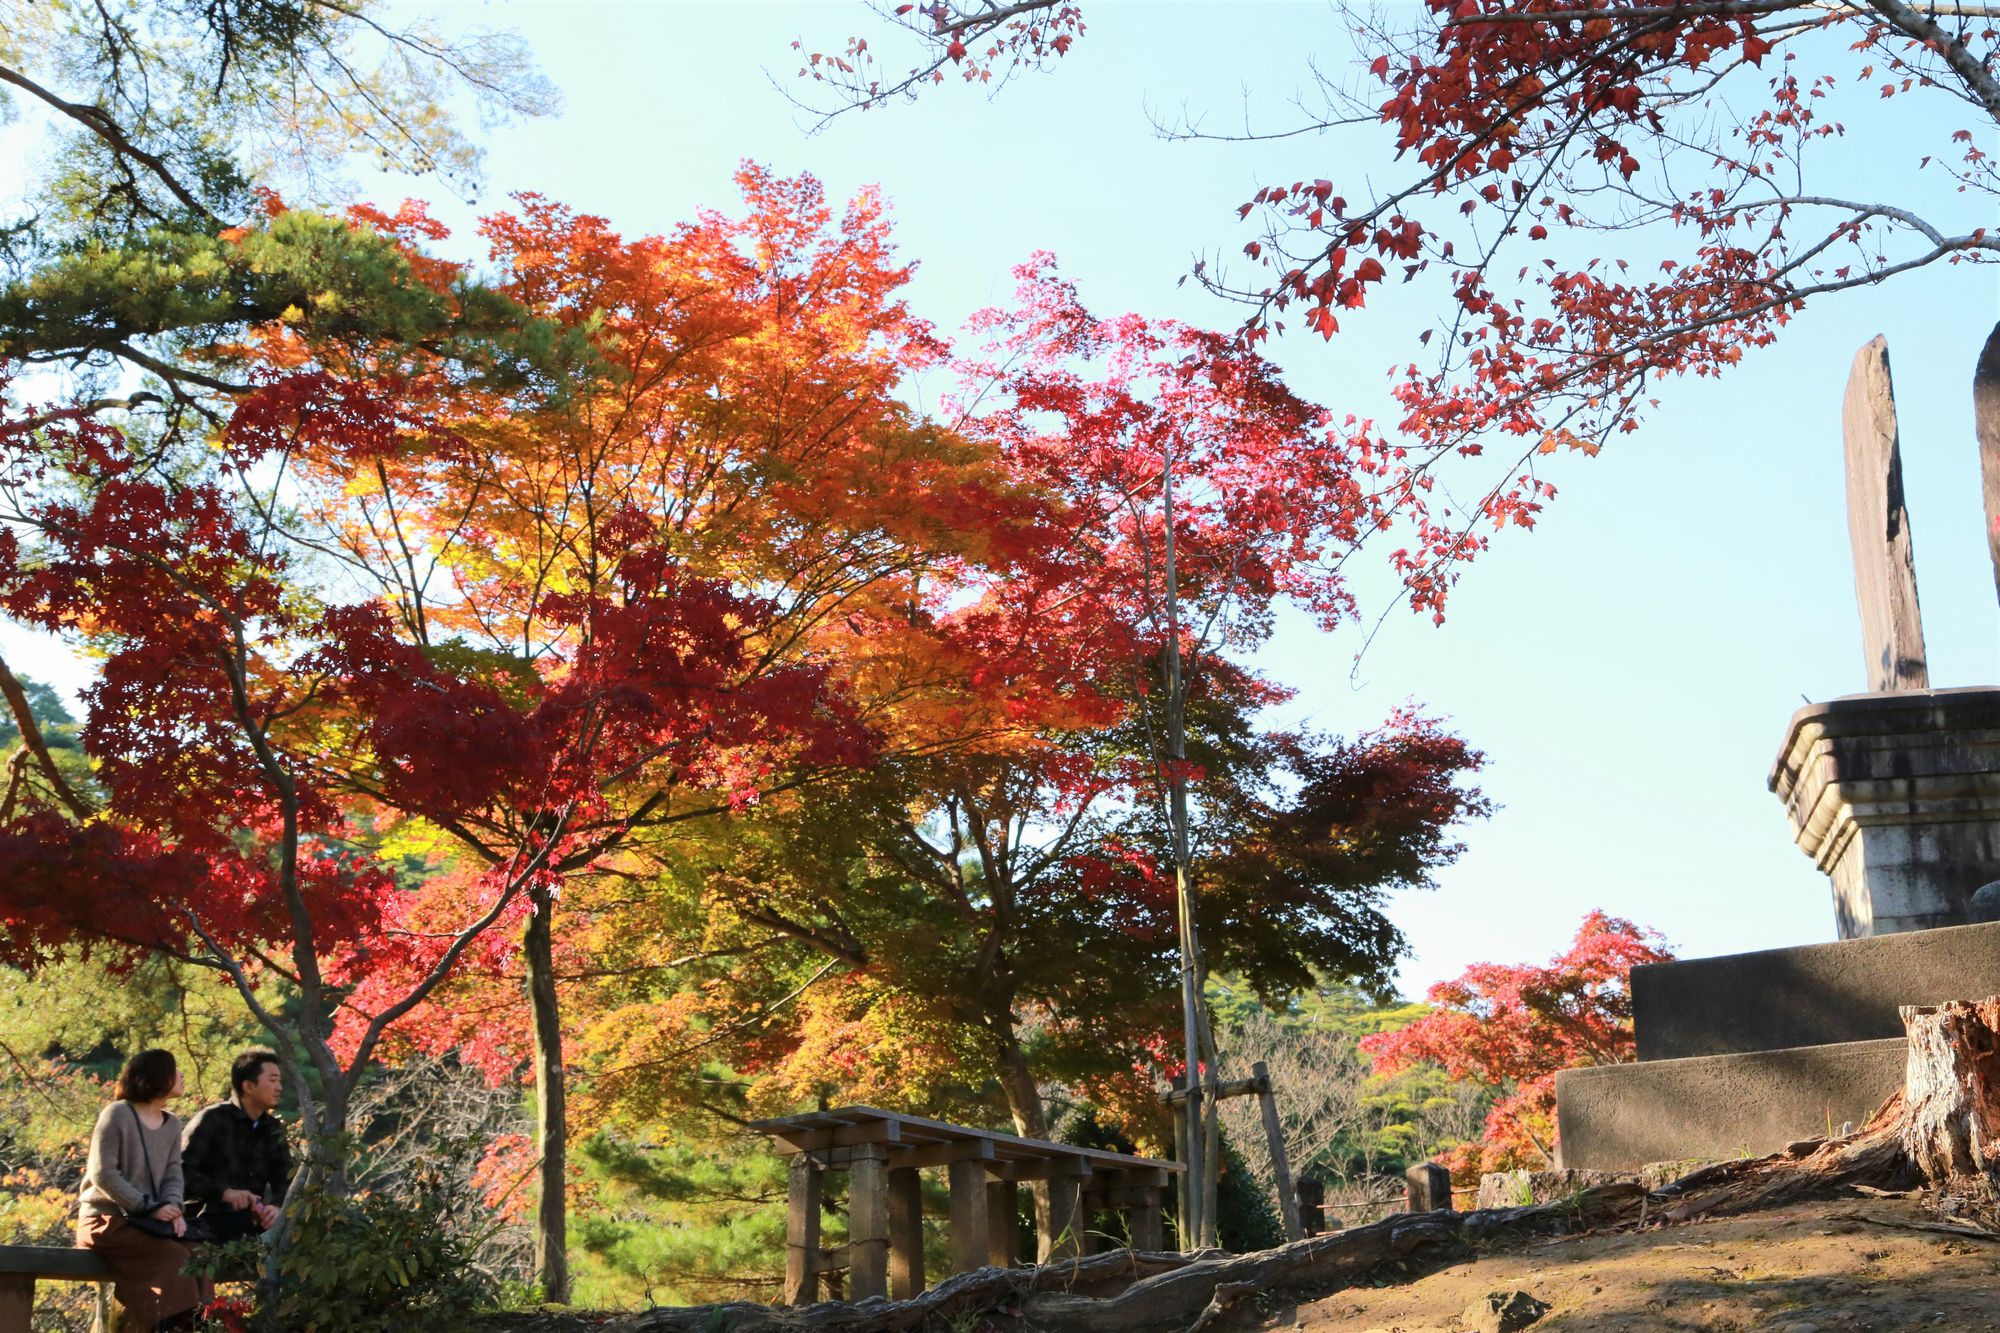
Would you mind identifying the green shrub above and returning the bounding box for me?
[193,1139,493,1332]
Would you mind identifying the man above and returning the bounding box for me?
[181,1051,291,1241]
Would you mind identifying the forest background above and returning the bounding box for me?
[0,0,1993,1322]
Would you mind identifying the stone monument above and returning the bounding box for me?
[1556,334,2000,1170]
[1769,337,2000,938]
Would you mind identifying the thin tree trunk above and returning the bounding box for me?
[525,886,571,1304]
[1972,319,2000,605]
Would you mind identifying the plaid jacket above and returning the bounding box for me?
[180,1098,293,1215]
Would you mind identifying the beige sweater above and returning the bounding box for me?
[79,1101,185,1219]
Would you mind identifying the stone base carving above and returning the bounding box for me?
[1769,686,2000,938]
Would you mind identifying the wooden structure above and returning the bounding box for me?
[0,1246,112,1333]
[749,1105,1181,1306]
[1164,1062,1304,1241]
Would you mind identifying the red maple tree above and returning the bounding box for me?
[805,0,2000,612]
[1360,910,1674,1174]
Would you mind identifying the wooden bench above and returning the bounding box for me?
[750,1105,1182,1306]
[0,1246,113,1333]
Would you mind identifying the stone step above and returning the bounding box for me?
[1555,1038,1904,1171]
[1631,918,2000,1061]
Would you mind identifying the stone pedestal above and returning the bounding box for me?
[1769,686,2000,938]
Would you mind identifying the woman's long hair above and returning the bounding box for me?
[115,1049,177,1104]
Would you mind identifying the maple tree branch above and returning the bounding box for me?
[108,342,252,395]
[10,393,164,431]
[1866,0,2000,121]
[0,652,93,822]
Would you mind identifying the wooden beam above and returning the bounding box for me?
[890,1137,996,1170]
[783,1153,822,1305]
[994,1157,1093,1184]
[848,1145,891,1301]
[887,1167,924,1301]
[765,1119,905,1155]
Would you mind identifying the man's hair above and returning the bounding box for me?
[231,1050,281,1100]
[116,1048,178,1104]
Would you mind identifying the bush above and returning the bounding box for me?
[192,1138,494,1333]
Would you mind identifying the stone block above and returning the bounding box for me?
[1770,686,2000,937]
[1473,1169,1631,1211]
[1630,919,2000,1060]
[1555,1039,1905,1171]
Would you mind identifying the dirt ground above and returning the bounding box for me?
[1257,1198,2000,1333]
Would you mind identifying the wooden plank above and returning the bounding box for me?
[763,1119,905,1155]
[750,1105,1180,1173]
[993,1157,1093,1184]
[848,1145,891,1301]
[946,1152,990,1275]
[890,1138,995,1171]
[1253,1060,1303,1243]
[0,1248,111,1279]
[784,1152,822,1306]
[887,1168,924,1301]
[1842,335,1929,691]
[985,1181,1017,1268]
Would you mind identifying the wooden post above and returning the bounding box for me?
[1169,1076,1190,1247]
[887,1166,924,1300]
[92,1282,111,1333]
[984,1181,1017,1268]
[0,1275,32,1333]
[1251,1061,1303,1242]
[1039,1166,1087,1262]
[1405,1161,1452,1214]
[848,1144,892,1301]
[784,1153,822,1306]
[1129,1186,1164,1251]
[1297,1177,1325,1237]
[946,1150,992,1275]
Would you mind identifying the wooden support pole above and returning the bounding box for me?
[1170,1077,1190,1247]
[848,1144,891,1301]
[887,1166,924,1301]
[985,1180,1017,1268]
[1040,1170,1086,1262]
[783,1153,822,1306]
[1128,1186,1164,1251]
[1252,1061,1303,1242]
[1405,1161,1452,1214]
[947,1150,992,1275]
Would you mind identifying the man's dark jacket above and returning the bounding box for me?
[180,1098,293,1219]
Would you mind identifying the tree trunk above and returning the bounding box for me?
[525,887,571,1304]
[996,1043,1048,1140]
[1900,997,2000,1220]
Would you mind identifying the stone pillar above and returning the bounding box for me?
[887,1166,924,1300]
[784,1153,822,1306]
[1039,1166,1088,1262]
[1404,1161,1452,1213]
[1770,687,2000,937]
[946,1152,991,1275]
[984,1181,1017,1268]
[1128,1187,1164,1251]
[847,1145,891,1301]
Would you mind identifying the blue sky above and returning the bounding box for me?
[5,1,1996,994]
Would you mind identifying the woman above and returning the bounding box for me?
[78,1049,210,1332]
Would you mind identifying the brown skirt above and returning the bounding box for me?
[76,1212,211,1330]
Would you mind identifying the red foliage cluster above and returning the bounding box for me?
[1362,910,1673,1175]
